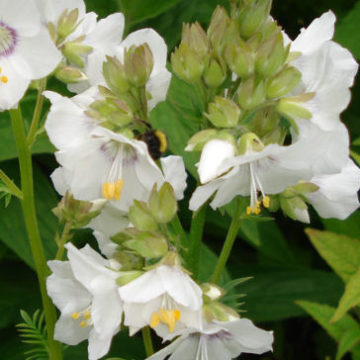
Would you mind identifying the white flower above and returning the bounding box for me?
[0,0,61,110]
[305,159,360,220]
[289,11,358,131]
[147,318,274,360]
[71,28,171,110]
[119,264,203,338]
[45,90,187,235]
[47,243,123,360]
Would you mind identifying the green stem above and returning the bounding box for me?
[188,206,206,279]
[0,168,23,199]
[55,222,72,261]
[141,327,154,357]
[27,78,47,148]
[211,201,242,284]
[10,108,63,360]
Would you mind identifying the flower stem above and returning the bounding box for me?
[188,205,206,279]
[55,222,72,261]
[211,201,242,284]
[10,107,63,360]
[142,327,154,357]
[27,78,47,148]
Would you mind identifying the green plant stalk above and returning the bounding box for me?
[10,108,63,360]
[211,201,242,284]
[141,327,154,357]
[27,78,47,148]
[0,168,23,199]
[55,221,72,261]
[188,205,206,279]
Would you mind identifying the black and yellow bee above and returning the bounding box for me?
[140,129,168,160]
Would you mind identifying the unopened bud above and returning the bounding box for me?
[129,200,158,231]
[103,56,130,95]
[148,183,177,224]
[186,129,218,151]
[182,22,209,59]
[55,66,87,84]
[248,107,280,137]
[116,270,144,285]
[237,0,272,38]
[238,132,264,154]
[280,195,308,221]
[225,41,254,78]
[276,95,313,120]
[203,301,240,323]
[293,182,319,194]
[201,283,225,301]
[205,97,241,128]
[171,43,204,83]
[124,43,154,87]
[57,8,79,40]
[203,57,227,88]
[256,32,287,77]
[207,6,230,55]
[267,66,301,98]
[63,41,92,68]
[237,76,266,110]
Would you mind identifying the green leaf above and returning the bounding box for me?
[332,268,360,323]
[335,2,360,59]
[120,0,183,26]
[233,267,343,322]
[351,150,360,167]
[0,161,58,268]
[297,301,360,360]
[323,211,360,239]
[306,229,360,283]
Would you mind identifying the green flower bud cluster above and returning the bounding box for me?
[48,9,93,84]
[181,0,315,154]
[270,182,319,220]
[108,183,178,269]
[52,191,105,228]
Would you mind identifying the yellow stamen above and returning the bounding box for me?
[83,310,91,320]
[246,206,252,215]
[71,312,79,320]
[154,130,168,153]
[254,206,261,215]
[102,179,124,200]
[150,308,181,333]
[1,75,8,83]
[80,321,86,328]
[262,196,270,208]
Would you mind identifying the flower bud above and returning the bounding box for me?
[203,57,227,88]
[276,94,314,120]
[129,200,158,231]
[293,182,319,194]
[171,43,204,83]
[57,8,79,41]
[148,183,177,224]
[203,301,240,323]
[122,229,169,258]
[205,97,241,128]
[103,56,130,95]
[255,32,287,77]
[280,195,308,221]
[248,107,280,137]
[267,66,301,98]
[201,283,225,301]
[237,76,266,110]
[207,6,230,55]
[237,0,272,38]
[237,132,265,154]
[116,270,144,285]
[182,22,209,59]
[52,191,105,228]
[185,129,219,151]
[62,40,92,68]
[55,66,87,84]
[124,43,154,87]
[224,41,254,78]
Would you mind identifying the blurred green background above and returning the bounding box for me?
[0,0,359,359]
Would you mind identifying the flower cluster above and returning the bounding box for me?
[5,0,358,359]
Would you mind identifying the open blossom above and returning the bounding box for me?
[47,244,123,360]
[119,264,203,338]
[0,0,61,109]
[288,11,358,131]
[45,90,187,235]
[147,318,274,360]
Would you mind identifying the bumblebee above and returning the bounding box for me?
[140,129,168,160]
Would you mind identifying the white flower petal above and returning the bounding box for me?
[88,329,114,360]
[54,314,90,346]
[189,180,222,211]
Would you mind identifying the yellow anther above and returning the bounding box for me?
[262,196,270,208]
[150,308,181,333]
[1,75,8,83]
[102,179,124,200]
[254,206,261,215]
[80,321,86,328]
[246,206,252,215]
[83,310,91,320]
[71,312,80,320]
[0,67,2,72]
[154,130,168,153]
